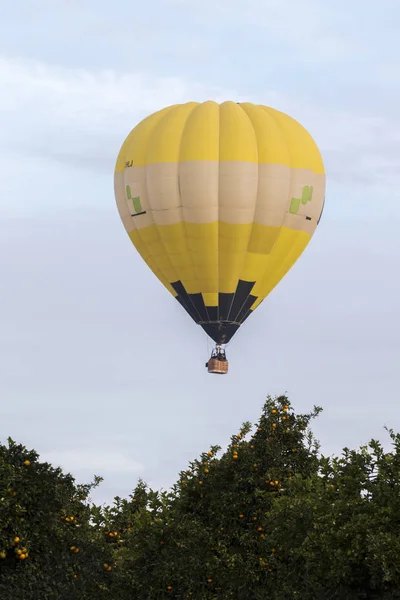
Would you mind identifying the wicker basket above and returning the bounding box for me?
[207,358,229,374]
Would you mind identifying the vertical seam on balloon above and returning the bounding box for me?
[254,105,299,304]
[124,105,174,232]
[259,106,293,234]
[218,103,244,327]
[217,102,220,323]
[177,103,204,322]
[226,103,259,324]
[141,106,182,288]
[122,106,179,291]
[255,108,324,300]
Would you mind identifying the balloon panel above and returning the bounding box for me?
[114,101,325,344]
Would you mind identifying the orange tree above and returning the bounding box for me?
[3,395,400,599]
[104,395,322,599]
[0,438,112,599]
[104,395,400,600]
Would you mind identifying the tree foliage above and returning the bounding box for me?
[1,395,400,599]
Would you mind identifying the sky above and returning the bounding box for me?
[1,0,400,505]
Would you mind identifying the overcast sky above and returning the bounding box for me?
[1,0,400,505]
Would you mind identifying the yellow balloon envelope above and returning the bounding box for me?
[114,101,325,359]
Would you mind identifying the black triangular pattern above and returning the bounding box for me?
[199,322,240,344]
[171,281,201,323]
[218,293,235,321]
[236,294,257,323]
[188,293,209,322]
[228,280,256,321]
[171,279,259,343]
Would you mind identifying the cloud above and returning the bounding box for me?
[0,52,400,216]
[0,55,241,172]
[0,55,241,130]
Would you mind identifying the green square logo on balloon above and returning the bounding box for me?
[290,185,313,215]
[126,185,144,215]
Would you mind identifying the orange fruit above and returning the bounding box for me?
[272,424,277,428]
[239,514,244,519]
[23,460,31,467]
[167,585,172,591]
[13,537,20,544]
[199,481,203,485]
[70,546,76,552]
[204,469,209,474]
[207,451,213,456]
[207,578,212,583]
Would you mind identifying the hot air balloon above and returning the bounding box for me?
[114,101,325,374]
